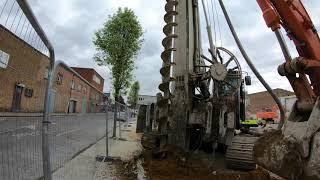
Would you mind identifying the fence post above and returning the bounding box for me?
[112,102,117,137]
[118,104,122,139]
[106,104,109,157]
[16,1,55,179]
[146,105,151,132]
[125,105,129,127]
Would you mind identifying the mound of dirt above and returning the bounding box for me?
[142,149,280,180]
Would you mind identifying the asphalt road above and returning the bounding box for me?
[0,112,125,180]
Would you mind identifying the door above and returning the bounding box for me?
[90,102,95,113]
[68,100,77,113]
[82,97,87,113]
[49,90,56,113]
[11,85,23,112]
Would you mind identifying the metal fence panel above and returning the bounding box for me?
[49,113,108,180]
[0,115,43,180]
[0,0,53,179]
[0,1,135,179]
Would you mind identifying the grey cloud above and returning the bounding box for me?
[24,0,320,95]
[139,32,163,59]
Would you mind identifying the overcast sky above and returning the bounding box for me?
[27,0,320,96]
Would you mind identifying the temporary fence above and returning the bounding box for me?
[98,101,135,161]
[49,113,109,180]
[115,101,131,139]
[0,0,138,179]
[0,0,133,180]
[0,0,53,179]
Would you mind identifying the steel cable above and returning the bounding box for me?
[214,0,222,47]
[218,0,285,129]
[210,1,217,45]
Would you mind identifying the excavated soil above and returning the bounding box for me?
[253,130,282,158]
[142,149,283,180]
[102,156,141,180]
[253,130,304,179]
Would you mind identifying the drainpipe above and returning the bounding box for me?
[68,74,75,113]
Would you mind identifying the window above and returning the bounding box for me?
[0,49,10,68]
[56,73,63,85]
[24,88,34,97]
[93,74,101,84]
[71,80,75,89]
[78,84,82,91]
[44,68,49,79]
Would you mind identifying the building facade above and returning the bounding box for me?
[51,63,104,113]
[71,67,104,92]
[0,25,104,113]
[137,95,157,106]
[246,88,295,119]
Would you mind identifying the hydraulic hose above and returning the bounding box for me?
[218,0,285,130]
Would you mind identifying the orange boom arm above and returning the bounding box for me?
[257,0,320,110]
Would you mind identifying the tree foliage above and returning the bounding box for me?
[128,81,140,107]
[93,8,143,98]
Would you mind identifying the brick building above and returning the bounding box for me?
[51,63,104,113]
[71,67,104,92]
[247,88,295,118]
[0,25,104,113]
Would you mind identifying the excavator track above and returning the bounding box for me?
[226,135,259,170]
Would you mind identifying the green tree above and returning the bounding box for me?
[128,81,140,107]
[93,8,143,137]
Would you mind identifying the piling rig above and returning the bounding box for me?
[142,0,258,170]
[142,0,320,179]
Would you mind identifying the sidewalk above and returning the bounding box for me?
[52,119,143,180]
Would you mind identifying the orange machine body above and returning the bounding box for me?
[256,106,278,120]
[257,0,320,108]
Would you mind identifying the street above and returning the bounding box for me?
[0,112,123,180]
